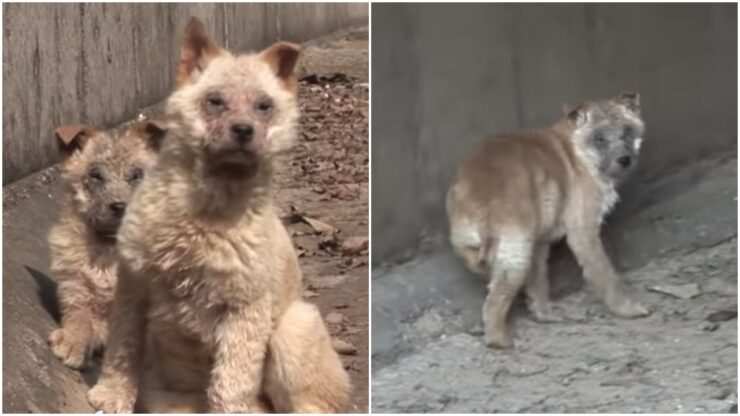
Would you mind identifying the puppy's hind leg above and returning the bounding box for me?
[264,301,351,413]
[482,233,534,348]
[524,242,561,323]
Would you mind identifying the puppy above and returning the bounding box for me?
[446,92,649,349]
[87,18,350,413]
[48,120,165,368]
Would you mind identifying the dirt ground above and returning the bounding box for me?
[372,155,738,413]
[2,26,368,413]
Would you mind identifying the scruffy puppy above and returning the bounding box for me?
[447,92,649,349]
[48,120,166,368]
[87,18,350,413]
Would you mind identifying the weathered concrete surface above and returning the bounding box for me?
[371,157,738,412]
[371,3,737,264]
[2,3,367,183]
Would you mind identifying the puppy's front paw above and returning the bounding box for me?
[88,383,135,413]
[49,328,89,369]
[484,326,514,349]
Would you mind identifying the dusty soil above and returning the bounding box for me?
[2,26,368,413]
[277,45,369,412]
[372,156,737,413]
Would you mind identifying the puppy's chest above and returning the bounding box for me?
[147,278,231,342]
[158,231,268,299]
[598,184,619,222]
[143,224,272,337]
[83,261,117,297]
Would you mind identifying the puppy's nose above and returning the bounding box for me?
[109,202,126,217]
[617,156,632,168]
[231,123,254,144]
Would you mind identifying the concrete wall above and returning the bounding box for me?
[371,3,737,264]
[2,3,367,183]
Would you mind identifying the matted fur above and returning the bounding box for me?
[447,92,649,349]
[48,121,162,369]
[87,18,349,413]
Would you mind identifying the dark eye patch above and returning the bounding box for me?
[623,126,634,138]
[204,93,227,114]
[128,167,144,184]
[593,131,607,146]
[88,166,104,181]
[86,166,106,190]
[256,97,273,114]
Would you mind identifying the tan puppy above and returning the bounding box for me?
[447,92,649,349]
[48,120,165,369]
[87,18,350,413]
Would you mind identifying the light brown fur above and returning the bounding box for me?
[87,18,349,413]
[447,92,649,349]
[48,120,164,369]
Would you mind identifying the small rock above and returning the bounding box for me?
[300,215,338,234]
[701,322,720,332]
[647,283,701,299]
[326,311,344,325]
[707,309,737,322]
[341,236,368,254]
[711,387,732,400]
[310,275,348,289]
[319,234,341,251]
[331,338,357,355]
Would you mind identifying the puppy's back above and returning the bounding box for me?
[448,127,573,233]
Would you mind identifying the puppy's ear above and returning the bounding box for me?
[259,42,301,93]
[176,17,225,87]
[131,119,168,151]
[54,124,100,160]
[562,102,588,128]
[614,91,641,114]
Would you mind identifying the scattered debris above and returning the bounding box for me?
[301,216,338,234]
[706,309,737,322]
[300,73,351,84]
[647,283,702,299]
[332,338,358,355]
[701,322,720,332]
[326,311,345,325]
[342,236,369,254]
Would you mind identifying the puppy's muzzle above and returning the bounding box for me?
[231,123,254,146]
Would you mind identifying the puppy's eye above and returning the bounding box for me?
[207,96,225,108]
[129,167,144,183]
[256,98,273,113]
[594,132,607,144]
[88,167,104,181]
[623,126,634,138]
